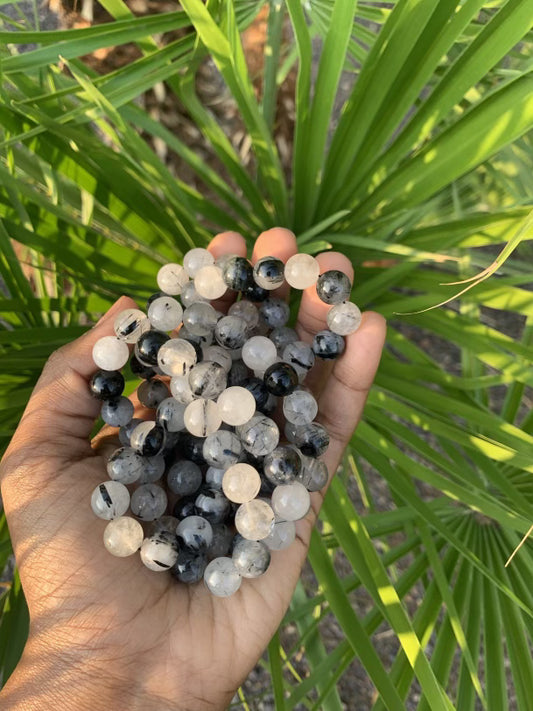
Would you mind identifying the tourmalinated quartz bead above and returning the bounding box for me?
[171,548,208,583]
[92,336,130,371]
[101,396,134,427]
[183,399,222,437]
[183,302,218,338]
[228,300,259,331]
[293,422,330,458]
[327,301,362,335]
[242,335,277,371]
[138,379,170,409]
[312,330,346,359]
[253,256,285,291]
[140,531,179,572]
[282,341,315,381]
[243,280,269,302]
[206,466,225,489]
[157,263,189,295]
[130,354,156,380]
[130,483,168,521]
[157,339,197,377]
[271,481,311,521]
[222,256,253,291]
[173,494,198,520]
[297,456,329,492]
[91,481,130,520]
[156,397,186,432]
[270,326,298,352]
[263,519,296,551]
[316,270,351,305]
[178,328,209,357]
[195,487,231,524]
[222,463,261,504]
[170,374,195,404]
[214,315,248,349]
[202,430,242,469]
[104,516,144,557]
[135,330,170,367]
[183,247,214,277]
[188,361,227,399]
[180,280,207,307]
[114,308,151,344]
[216,386,256,426]
[167,459,203,496]
[107,447,144,485]
[263,362,299,396]
[177,515,213,551]
[204,557,242,597]
[284,253,320,289]
[180,433,207,464]
[202,345,232,373]
[235,499,275,540]
[138,454,166,484]
[232,539,271,578]
[119,417,143,446]
[283,389,318,426]
[207,523,233,559]
[238,414,280,456]
[263,445,302,486]
[147,296,183,332]
[130,421,166,457]
[228,360,251,387]
[194,265,227,300]
[149,515,180,537]
[90,370,125,400]
[259,299,290,328]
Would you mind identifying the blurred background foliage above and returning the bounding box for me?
[1,0,533,707]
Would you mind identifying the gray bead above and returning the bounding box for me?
[171,548,208,583]
[138,379,170,409]
[156,397,186,432]
[232,538,271,578]
[263,445,301,486]
[119,417,143,446]
[316,270,351,305]
[167,460,203,496]
[292,422,330,458]
[107,446,144,485]
[297,455,329,492]
[101,397,134,427]
[177,515,214,551]
[138,454,166,484]
[312,330,345,359]
[237,414,280,456]
[130,483,168,521]
[188,361,227,399]
[214,315,249,349]
[202,430,243,469]
[207,523,233,559]
[183,302,218,337]
[205,466,225,490]
[270,326,298,352]
[259,299,290,328]
[282,341,315,381]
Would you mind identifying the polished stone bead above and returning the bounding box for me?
[130,354,156,380]
[204,557,242,597]
[283,388,318,426]
[91,481,130,520]
[178,327,210,354]
[90,370,125,400]
[202,345,232,373]
[195,487,231,524]
[157,263,189,295]
[140,530,179,571]
[243,280,269,302]
[263,361,299,396]
[148,515,180,537]
[206,466,225,490]
[282,341,315,381]
[170,374,195,404]
[207,523,233,559]
[214,315,248,349]
[327,301,362,335]
[253,256,285,291]
[316,270,351,305]
[130,421,166,457]
[222,256,253,291]
[119,417,143,447]
[138,378,170,409]
[259,299,290,328]
[297,455,329,492]
[103,516,144,557]
[167,459,203,496]
[138,454,166,484]
[171,548,208,583]
[156,397,186,432]
[202,430,243,468]
[195,265,227,300]
[222,463,261,504]
[183,302,218,338]
[172,494,198,520]
[176,515,213,551]
[232,538,271,578]
[179,433,207,464]
[312,330,345,359]
[293,422,330,457]
[227,360,251,387]
[188,361,227,399]
[271,481,311,521]
[157,338,197,376]
[183,247,214,277]
[130,483,168,521]
[215,252,239,271]
[216,386,256,426]
[135,330,170,367]
[101,396,134,427]
[183,399,222,437]
[263,519,296,550]
[107,447,144,485]
[263,445,301,486]
[147,296,183,332]
[284,253,320,289]
[238,414,280,456]
[228,300,259,330]
[92,336,130,371]
[242,335,277,371]
[235,499,275,540]
[114,308,151,344]
[180,280,207,307]
[270,326,298,352]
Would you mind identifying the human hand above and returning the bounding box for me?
[0,228,386,710]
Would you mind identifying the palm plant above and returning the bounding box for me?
[1,0,533,707]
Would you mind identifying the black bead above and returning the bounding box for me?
[89,370,125,400]
[263,445,301,486]
[140,424,166,457]
[242,377,270,410]
[222,256,254,292]
[243,281,269,302]
[135,330,170,366]
[316,270,351,305]
[130,354,156,380]
[170,548,207,584]
[179,433,207,464]
[263,362,299,396]
[297,422,329,458]
[173,495,198,520]
[138,378,170,409]
[195,487,231,524]
[312,330,345,360]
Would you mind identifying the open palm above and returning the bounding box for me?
[0,229,385,710]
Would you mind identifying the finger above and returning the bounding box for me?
[207,231,247,313]
[251,227,298,301]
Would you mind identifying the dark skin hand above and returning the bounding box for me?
[0,229,386,710]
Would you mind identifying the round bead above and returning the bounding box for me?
[91,481,130,520]
[228,300,259,330]
[327,301,362,335]
[316,270,351,305]
[114,308,151,344]
[183,247,214,277]
[215,315,248,349]
[107,447,144,485]
[259,299,290,328]
[195,488,231,524]
[101,397,134,427]
[130,483,168,521]
[140,531,179,571]
[167,459,203,496]
[283,389,318,426]
[243,280,269,302]
[138,379,170,409]
[156,397,186,432]
[222,256,253,291]
[232,538,271,578]
[263,445,301,486]
[90,370,125,400]
[180,280,207,307]
[130,355,156,380]
[235,500,275,540]
[270,326,298,352]
[271,481,311,521]
[298,455,329,492]
[180,433,207,464]
[242,336,278,371]
[282,341,315,381]
[183,399,222,437]
[222,463,261,504]
[263,362,299,396]
[119,417,143,447]
[204,557,242,597]
[135,330,170,367]
[312,330,346,359]
[263,519,296,550]
[157,263,189,295]
[130,421,166,457]
[92,336,129,371]
[216,386,256,426]
[183,302,218,338]
[188,361,227,399]
[284,253,320,289]
[238,414,280,456]
[202,430,243,469]
[173,494,198,520]
[103,516,144,557]
[170,374,195,404]
[206,466,225,490]
[149,515,180,537]
[202,345,232,373]
[293,422,330,457]
[138,454,166,484]
[228,360,251,387]
[176,515,213,551]
[207,523,233,559]
[171,548,208,584]
[147,296,183,332]
[157,339,197,376]
[253,256,285,291]
[194,265,227,300]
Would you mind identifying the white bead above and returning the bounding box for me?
[326,301,362,335]
[157,339,197,376]
[284,253,320,289]
[180,280,207,307]
[183,398,222,437]
[194,265,227,300]
[92,336,129,370]
[235,500,275,540]
[157,263,189,295]
[157,397,186,432]
[202,345,233,373]
[238,415,279,456]
[283,389,318,426]
[140,534,179,571]
[217,386,256,426]
[183,247,214,277]
[103,516,144,557]
[222,463,261,504]
[264,520,296,550]
[91,481,130,520]
[114,308,151,343]
[204,557,242,597]
[170,374,195,404]
[242,336,277,371]
[271,482,310,521]
[148,296,183,332]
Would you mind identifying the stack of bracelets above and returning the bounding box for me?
[89,247,362,597]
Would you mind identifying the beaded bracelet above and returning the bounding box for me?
[88,247,362,597]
